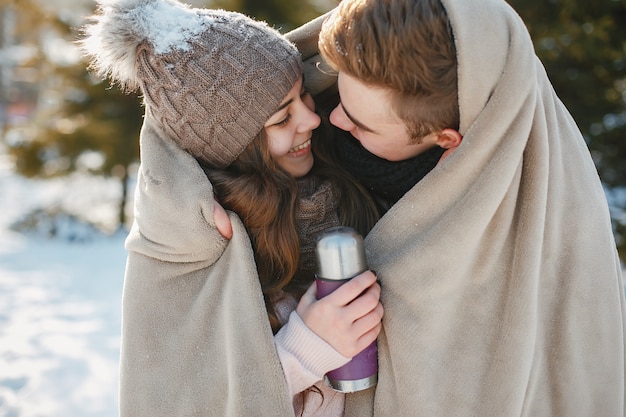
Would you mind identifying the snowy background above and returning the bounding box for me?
[0,142,624,417]
[0,151,128,417]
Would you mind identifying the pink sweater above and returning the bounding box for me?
[274,302,350,416]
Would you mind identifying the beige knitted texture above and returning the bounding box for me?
[136,12,303,168]
[296,177,340,274]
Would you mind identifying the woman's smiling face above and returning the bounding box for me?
[264,77,321,178]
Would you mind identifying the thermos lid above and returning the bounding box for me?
[315,226,367,280]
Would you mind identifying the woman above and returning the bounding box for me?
[80,0,382,416]
[206,79,381,415]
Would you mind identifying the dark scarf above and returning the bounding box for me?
[335,130,444,214]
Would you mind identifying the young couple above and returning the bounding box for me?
[82,0,625,416]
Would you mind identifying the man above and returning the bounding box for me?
[289,0,626,415]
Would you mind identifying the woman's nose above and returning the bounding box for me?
[297,104,321,132]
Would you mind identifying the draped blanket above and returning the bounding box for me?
[121,113,295,416]
[338,0,625,415]
[120,0,625,416]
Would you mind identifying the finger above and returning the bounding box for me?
[295,282,317,317]
[327,270,377,306]
[352,302,384,337]
[213,200,233,239]
[356,322,382,352]
[300,281,317,304]
[344,281,381,318]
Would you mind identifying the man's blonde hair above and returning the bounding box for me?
[319,0,459,140]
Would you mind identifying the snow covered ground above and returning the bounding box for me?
[0,154,127,417]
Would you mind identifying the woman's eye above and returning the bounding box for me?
[275,114,292,127]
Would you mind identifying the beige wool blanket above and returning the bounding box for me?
[120,0,625,416]
[313,0,624,415]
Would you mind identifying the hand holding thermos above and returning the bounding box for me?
[296,226,383,392]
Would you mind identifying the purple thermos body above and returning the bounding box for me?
[315,226,378,393]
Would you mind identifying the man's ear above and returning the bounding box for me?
[436,129,463,162]
[435,128,463,149]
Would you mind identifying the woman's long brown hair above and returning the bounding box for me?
[205,119,379,333]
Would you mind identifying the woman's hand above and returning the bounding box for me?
[296,271,383,358]
[213,200,233,239]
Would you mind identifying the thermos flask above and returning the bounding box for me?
[315,226,378,393]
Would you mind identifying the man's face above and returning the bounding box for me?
[330,72,434,161]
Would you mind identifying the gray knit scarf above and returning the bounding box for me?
[295,175,340,276]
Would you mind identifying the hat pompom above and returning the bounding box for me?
[81,0,202,91]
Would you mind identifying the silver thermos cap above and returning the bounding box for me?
[315,226,368,280]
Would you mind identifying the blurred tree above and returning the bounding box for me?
[0,0,43,139]
[213,0,333,31]
[10,61,143,229]
[507,0,626,258]
[3,1,143,230]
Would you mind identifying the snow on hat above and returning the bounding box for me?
[81,0,303,168]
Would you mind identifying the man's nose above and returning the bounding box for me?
[329,105,353,131]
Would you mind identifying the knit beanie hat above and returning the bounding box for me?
[81,0,303,168]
